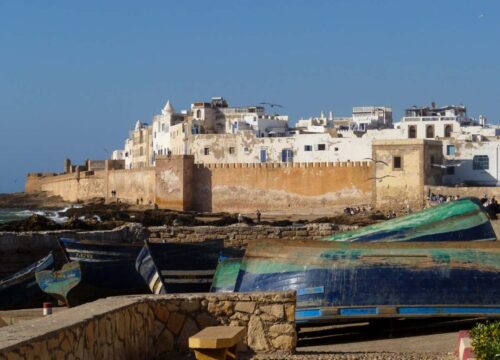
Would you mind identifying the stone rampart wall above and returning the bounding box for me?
[107,167,156,205]
[25,156,374,212]
[149,223,355,248]
[0,292,296,359]
[193,161,374,212]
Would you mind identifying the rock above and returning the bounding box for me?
[155,304,170,323]
[247,315,268,351]
[269,323,295,335]
[180,299,200,313]
[285,305,295,322]
[234,302,256,314]
[178,317,199,349]
[271,334,296,350]
[260,304,284,319]
[166,312,185,335]
[195,313,218,328]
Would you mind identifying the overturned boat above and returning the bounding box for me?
[326,198,497,242]
[36,238,148,306]
[234,239,500,323]
[211,199,500,322]
[0,252,54,310]
[136,240,243,294]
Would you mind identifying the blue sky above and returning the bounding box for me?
[1,1,499,193]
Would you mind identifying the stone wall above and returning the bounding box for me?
[149,223,355,248]
[193,161,374,212]
[106,167,156,205]
[25,156,374,212]
[0,292,296,359]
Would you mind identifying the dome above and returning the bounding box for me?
[162,100,175,115]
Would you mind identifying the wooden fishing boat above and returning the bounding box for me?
[36,238,149,307]
[0,252,54,310]
[326,198,497,242]
[234,239,500,323]
[210,258,242,293]
[136,240,243,294]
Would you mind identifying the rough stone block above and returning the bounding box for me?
[234,302,256,314]
[166,312,186,335]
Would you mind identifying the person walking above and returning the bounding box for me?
[256,209,261,223]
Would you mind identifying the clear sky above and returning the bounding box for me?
[1,0,499,193]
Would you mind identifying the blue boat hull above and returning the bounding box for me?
[0,253,54,310]
[235,240,500,323]
[37,259,149,307]
[41,238,150,306]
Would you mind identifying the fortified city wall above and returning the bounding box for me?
[0,292,297,358]
[26,157,374,212]
[192,161,373,212]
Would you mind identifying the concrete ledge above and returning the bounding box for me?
[0,291,296,359]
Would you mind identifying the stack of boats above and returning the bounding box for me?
[0,198,499,324]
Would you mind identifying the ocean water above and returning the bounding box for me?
[0,206,81,224]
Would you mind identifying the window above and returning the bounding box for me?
[444,125,452,138]
[317,144,326,151]
[304,145,312,151]
[430,155,435,165]
[334,147,339,151]
[229,147,235,154]
[408,125,417,138]
[281,149,293,162]
[244,147,250,153]
[426,125,434,139]
[204,147,209,156]
[473,155,489,170]
[447,145,456,156]
[393,156,402,169]
[260,149,267,163]
[196,109,202,118]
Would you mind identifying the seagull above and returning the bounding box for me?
[363,158,389,166]
[479,14,485,19]
[431,162,463,168]
[367,175,396,182]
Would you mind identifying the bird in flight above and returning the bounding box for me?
[363,158,388,166]
[367,175,396,182]
[431,162,463,168]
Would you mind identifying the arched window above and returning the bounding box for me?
[196,109,202,118]
[426,125,434,138]
[408,125,417,138]
[444,125,452,138]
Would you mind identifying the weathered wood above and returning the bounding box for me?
[189,326,245,349]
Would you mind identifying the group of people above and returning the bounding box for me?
[427,193,461,204]
[343,206,369,216]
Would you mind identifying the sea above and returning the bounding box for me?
[0,206,81,224]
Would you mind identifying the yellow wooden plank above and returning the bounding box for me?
[189,326,246,349]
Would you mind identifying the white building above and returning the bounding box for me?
[352,106,393,131]
[151,100,185,158]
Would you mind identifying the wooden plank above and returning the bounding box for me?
[189,326,245,349]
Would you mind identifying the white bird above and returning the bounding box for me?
[431,162,463,168]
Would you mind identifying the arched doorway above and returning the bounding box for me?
[408,125,417,138]
[444,125,452,138]
[426,125,434,138]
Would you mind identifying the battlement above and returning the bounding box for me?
[196,161,372,169]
